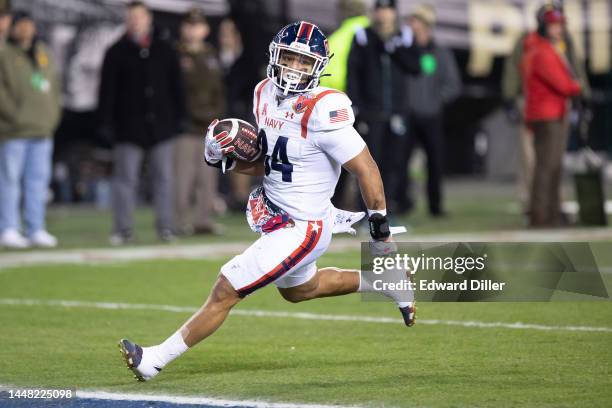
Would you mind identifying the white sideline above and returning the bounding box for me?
[2,226,612,269]
[1,297,611,333]
[76,390,354,408]
[0,385,354,408]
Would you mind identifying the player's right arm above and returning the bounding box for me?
[234,158,265,176]
[203,119,265,176]
[222,79,268,176]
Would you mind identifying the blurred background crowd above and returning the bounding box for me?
[0,0,610,248]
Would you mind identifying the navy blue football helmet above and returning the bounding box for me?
[267,21,330,94]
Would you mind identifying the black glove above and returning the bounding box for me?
[369,213,390,241]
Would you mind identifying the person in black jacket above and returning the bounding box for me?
[98,1,184,244]
[402,4,461,216]
[346,0,420,212]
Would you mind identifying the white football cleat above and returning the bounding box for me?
[118,339,162,382]
[0,229,30,249]
[29,230,58,248]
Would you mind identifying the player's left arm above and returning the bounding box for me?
[342,146,386,212]
[322,127,389,241]
[311,93,385,211]
[311,92,390,241]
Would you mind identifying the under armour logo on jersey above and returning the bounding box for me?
[285,112,295,119]
[262,103,268,117]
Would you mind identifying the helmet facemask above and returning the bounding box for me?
[268,43,328,95]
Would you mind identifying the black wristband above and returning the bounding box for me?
[369,213,390,241]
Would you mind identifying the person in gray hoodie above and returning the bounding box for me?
[400,4,460,216]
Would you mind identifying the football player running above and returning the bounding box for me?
[119,21,415,382]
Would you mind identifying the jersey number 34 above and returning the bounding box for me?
[260,130,293,182]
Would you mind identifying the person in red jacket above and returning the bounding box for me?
[521,7,582,227]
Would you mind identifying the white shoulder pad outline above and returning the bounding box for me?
[309,90,355,132]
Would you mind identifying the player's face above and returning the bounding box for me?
[279,50,315,74]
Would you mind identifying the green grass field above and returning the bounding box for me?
[1,254,611,407]
[1,180,611,407]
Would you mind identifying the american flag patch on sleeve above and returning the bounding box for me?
[329,108,349,123]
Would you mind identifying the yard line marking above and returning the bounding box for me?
[1,298,611,333]
[0,385,355,408]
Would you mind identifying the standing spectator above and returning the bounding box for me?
[174,9,224,235]
[503,2,590,217]
[218,18,252,211]
[521,7,582,227]
[0,10,62,248]
[98,1,184,244]
[503,31,535,216]
[346,0,420,212]
[402,4,461,216]
[219,18,251,120]
[320,0,369,93]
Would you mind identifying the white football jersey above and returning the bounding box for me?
[252,79,366,221]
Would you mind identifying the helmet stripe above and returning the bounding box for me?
[304,24,314,42]
[297,22,306,38]
[297,21,315,43]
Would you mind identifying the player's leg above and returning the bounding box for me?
[119,273,241,381]
[180,274,242,346]
[278,261,416,327]
[119,221,324,381]
[278,266,359,302]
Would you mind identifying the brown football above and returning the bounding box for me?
[213,119,261,162]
